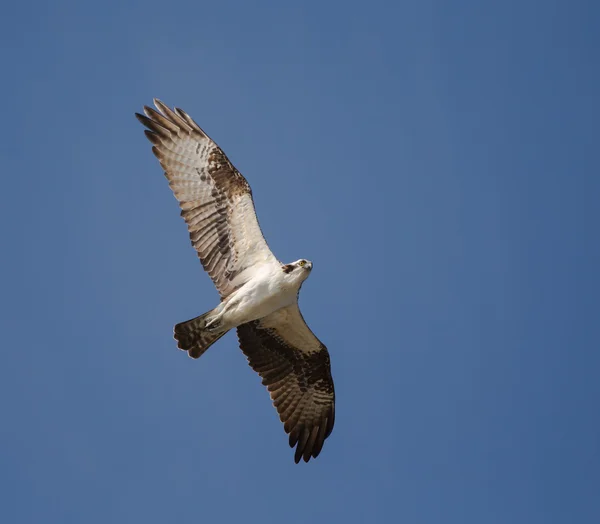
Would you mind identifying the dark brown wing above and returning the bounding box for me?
[237,304,335,463]
[135,99,278,298]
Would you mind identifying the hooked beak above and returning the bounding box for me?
[306,261,313,271]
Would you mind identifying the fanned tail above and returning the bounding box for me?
[174,311,228,359]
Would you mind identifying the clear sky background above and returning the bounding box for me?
[1,1,598,522]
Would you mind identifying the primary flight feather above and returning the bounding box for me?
[135,100,335,463]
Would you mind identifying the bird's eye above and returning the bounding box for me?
[299,260,306,267]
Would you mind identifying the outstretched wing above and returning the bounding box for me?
[136,99,277,298]
[237,304,335,463]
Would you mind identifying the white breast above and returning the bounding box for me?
[219,264,298,327]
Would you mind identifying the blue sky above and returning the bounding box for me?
[1,0,599,522]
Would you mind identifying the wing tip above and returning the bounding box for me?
[134,112,147,125]
[137,99,209,139]
[288,418,332,464]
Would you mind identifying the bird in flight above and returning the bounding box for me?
[135,100,335,463]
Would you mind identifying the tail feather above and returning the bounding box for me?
[174,310,228,359]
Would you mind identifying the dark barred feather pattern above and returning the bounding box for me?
[173,311,228,359]
[237,305,335,463]
[135,99,276,298]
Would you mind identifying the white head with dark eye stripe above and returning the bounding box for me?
[282,259,313,279]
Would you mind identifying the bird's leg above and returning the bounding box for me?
[204,316,222,332]
[202,301,228,332]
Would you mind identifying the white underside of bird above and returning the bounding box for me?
[205,259,313,332]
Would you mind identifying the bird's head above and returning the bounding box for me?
[282,259,313,282]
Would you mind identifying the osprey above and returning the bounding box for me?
[136,100,335,463]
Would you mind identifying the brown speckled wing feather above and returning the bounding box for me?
[136,99,277,298]
[237,304,335,463]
